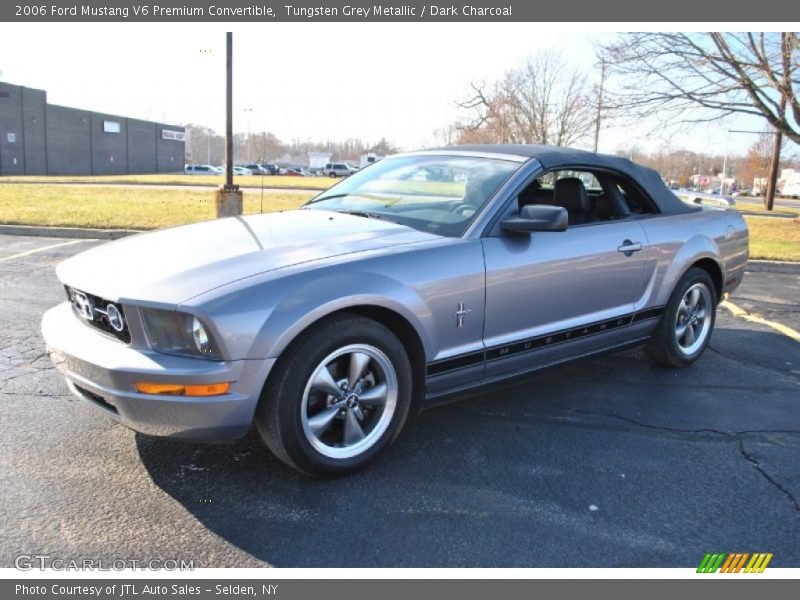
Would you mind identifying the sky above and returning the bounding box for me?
[0,23,772,156]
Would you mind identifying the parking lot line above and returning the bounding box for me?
[720,300,800,343]
[0,239,92,262]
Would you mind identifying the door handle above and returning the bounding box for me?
[617,240,643,256]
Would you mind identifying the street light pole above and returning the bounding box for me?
[225,32,234,189]
[593,55,606,153]
[720,152,728,196]
[728,123,783,211]
[215,31,243,217]
[244,108,254,163]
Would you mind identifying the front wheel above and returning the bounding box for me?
[645,267,717,367]
[255,314,413,476]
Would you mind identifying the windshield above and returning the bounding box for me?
[305,155,519,237]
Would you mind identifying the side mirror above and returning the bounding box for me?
[500,204,568,234]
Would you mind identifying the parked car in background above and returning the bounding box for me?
[233,166,255,176]
[43,145,748,476]
[286,167,307,177]
[185,164,222,175]
[261,163,279,175]
[323,162,359,178]
[240,164,271,176]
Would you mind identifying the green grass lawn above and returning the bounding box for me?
[1,184,798,261]
[0,184,313,230]
[743,216,800,262]
[734,200,800,217]
[0,173,334,190]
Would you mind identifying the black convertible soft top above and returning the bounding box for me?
[435,144,696,215]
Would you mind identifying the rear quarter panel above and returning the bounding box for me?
[637,207,748,308]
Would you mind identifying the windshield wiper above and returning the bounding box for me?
[333,209,385,220]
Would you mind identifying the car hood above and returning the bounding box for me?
[56,210,440,305]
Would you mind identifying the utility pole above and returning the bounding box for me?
[215,32,242,217]
[593,56,606,153]
[764,95,785,212]
[720,152,728,196]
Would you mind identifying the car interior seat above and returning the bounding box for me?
[591,194,613,220]
[553,178,597,226]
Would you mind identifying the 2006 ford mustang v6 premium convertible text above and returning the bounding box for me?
[42,145,749,475]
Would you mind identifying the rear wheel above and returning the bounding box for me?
[255,314,413,476]
[645,267,717,367]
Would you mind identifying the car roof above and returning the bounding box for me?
[421,144,695,215]
[431,143,636,166]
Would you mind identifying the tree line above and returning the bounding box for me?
[184,126,398,167]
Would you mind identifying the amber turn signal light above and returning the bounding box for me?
[134,382,230,397]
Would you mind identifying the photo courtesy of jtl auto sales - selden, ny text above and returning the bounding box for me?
[1,1,799,598]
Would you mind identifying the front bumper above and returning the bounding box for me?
[42,302,275,441]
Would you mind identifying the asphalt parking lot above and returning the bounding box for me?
[1,233,798,568]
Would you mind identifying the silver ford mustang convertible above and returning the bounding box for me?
[42,145,749,475]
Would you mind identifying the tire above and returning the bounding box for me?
[645,267,717,368]
[329,172,338,178]
[255,314,413,476]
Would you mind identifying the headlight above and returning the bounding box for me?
[192,317,211,354]
[140,308,222,360]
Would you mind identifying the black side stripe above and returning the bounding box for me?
[427,350,485,376]
[632,306,665,323]
[426,306,665,377]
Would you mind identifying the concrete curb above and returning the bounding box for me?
[0,224,142,240]
[746,260,800,274]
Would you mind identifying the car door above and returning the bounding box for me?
[481,196,649,378]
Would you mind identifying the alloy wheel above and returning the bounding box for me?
[674,283,713,355]
[300,344,398,459]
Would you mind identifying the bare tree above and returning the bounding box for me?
[455,51,594,147]
[600,33,799,141]
[743,132,775,191]
[600,32,799,209]
[184,124,224,165]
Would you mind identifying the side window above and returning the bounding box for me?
[518,169,605,226]
[537,170,601,191]
[325,163,332,169]
[516,168,660,225]
[614,179,656,214]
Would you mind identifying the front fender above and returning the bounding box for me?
[249,271,436,361]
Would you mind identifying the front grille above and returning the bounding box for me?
[73,384,118,414]
[65,286,131,343]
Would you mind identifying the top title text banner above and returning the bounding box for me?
[5,0,800,21]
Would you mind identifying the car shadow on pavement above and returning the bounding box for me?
[135,329,800,568]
